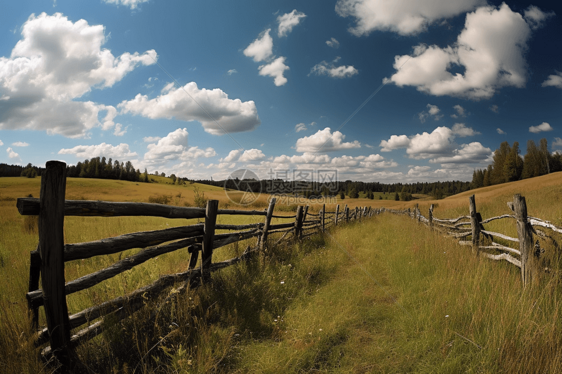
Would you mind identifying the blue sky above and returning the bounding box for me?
[0,0,561,183]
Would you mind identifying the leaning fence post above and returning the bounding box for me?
[294,206,304,241]
[355,207,359,221]
[345,205,349,223]
[28,246,40,331]
[335,204,339,226]
[39,161,73,367]
[509,194,536,287]
[469,195,480,255]
[260,198,276,251]
[201,200,219,283]
[429,204,434,228]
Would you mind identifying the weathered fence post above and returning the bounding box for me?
[469,195,480,255]
[509,194,537,287]
[294,206,304,241]
[355,207,359,221]
[28,246,41,331]
[260,198,276,251]
[321,204,325,232]
[201,200,219,283]
[39,161,73,367]
[335,204,339,226]
[414,204,418,220]
[429,204,434,228]
[345,205,349,223]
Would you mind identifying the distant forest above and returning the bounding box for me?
[471,138,562,188]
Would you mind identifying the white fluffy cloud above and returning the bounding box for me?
[326,37,340,48]
[418,104,443,122]
[243,29,273,62]
[277,10,306,37]
[452,105,466,118]
[142,128,216,167]
[0,13,156,137]
[239,149,266,162]
[529,122,553,133]
[58,143,138,159]
[384,4,547,100]
[0,139,3,146]
[296,127,361,153]
[6,147,21,163]
[12,141,29,147]
[103,0,149,9]
[335,0,484,36]
[451,123,479,137]
[118,82,260,135]
[295,123,307,132]
[227,69,238,75]
[542,72,562,89]
[221,149,242,163]
[553,138,562,149]
[524,5,555,30]
[429,142,492,164]
[310,58,358,78]
[497,128,506,135]
[258,57,289,86]
[379,125,488,164]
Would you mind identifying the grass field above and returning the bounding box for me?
[1,173,562,373]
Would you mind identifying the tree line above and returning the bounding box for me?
[472,138,562,188]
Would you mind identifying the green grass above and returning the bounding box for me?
[1,174,562,372]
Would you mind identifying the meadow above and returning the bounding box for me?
[1,173,562,373]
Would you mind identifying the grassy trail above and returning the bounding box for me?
[231,214,561,373]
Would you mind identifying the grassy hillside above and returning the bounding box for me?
[1,174,561,372]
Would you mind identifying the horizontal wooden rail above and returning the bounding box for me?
[64,225,205,262]
[433,215,470,224]
[529,218,562,234]
[215,223,262,231]
[479,244,521,256]
[481,252,521,268]
[18,198,207,219]
[481,230,519,243]
[480,214,515,225]
[18,198,269,218]
[271,214,297,219]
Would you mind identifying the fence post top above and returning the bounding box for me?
[46,160,67,168]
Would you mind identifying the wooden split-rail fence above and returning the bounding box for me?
[18,161,378,369]
[383,194,562,288]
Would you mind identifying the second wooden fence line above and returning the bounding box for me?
[383,194,561,288]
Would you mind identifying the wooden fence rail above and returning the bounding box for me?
[384,194,562,288]
[19,161,376,369]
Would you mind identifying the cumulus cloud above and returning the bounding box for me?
[142,128,216,166]
[529,122,553,133]
[452,104,466,118]
[542,72,562,89]
[0,139,3,146]
[118,82,261,135]
[524,5,555,30]
[310,58,358,78]
[429,142,492,164]
[227,69,238,75]
[335,0,484,36]
[497,128,506,135]
[243,29,273,62]
[58,143,137,159]
[143,136,161,143]
[553,138,562,149]
[0,13,156,137]
[12,141,29,147]
[451,123,479,137]
[221,149,242,163]
[103,0,149,9]
[418,104,443,122]
[6,147,21,163]
[384,4,548,100]
[326,37,340,48]
[379,125,488,164]
[295,121,315,133]
[258,57,289,86]
[239,149,266,162]
[296,127,360,153]
[277,9,306,37]
[113,123,127,136]
[490,105,499,113]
